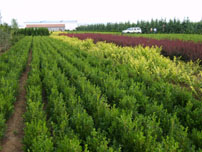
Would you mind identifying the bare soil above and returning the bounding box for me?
[0,51,32,152]
[0,47,4,56]
[0,47,9,56]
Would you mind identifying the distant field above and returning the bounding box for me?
[67,31,202,43]
[127,33,202,43]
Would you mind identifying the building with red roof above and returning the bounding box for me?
[25,20,77,31]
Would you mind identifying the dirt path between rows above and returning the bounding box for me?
[0,47,8,56]
[0,50,4,56]
[0,50,32,152]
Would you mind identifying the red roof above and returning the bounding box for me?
[26,24,65,28]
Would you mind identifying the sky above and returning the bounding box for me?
[0,0,202,26]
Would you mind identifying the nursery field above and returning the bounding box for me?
[0,35,202,152]
[61,33,202,62]
[68,31,202,43]
[126,33,202,43]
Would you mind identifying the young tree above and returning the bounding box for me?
[11,19,18,29]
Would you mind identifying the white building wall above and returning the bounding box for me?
[24,20,78,31]
[48,27,65,32]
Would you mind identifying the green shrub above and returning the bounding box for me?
[15,28,49,36]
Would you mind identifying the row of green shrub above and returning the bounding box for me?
[76,18,202,34]
[23,37,53,151]
[52,36,202,151]
[15,28,49,36]
[0,37,32,149]
[23,36,119,151]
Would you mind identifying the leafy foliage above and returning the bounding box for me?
[15,28,49,36]
[48,36,201,151]
[76,18,202,34]
[0,24,24,51]
[61,33,202,62]
[0,37,32,148]
[23,38,53,151]
[3,35,201,151]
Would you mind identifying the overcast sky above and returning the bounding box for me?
[1,0,202,26]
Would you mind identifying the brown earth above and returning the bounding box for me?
[0,47,4,56]
[0,51,32,152]
[0,46,8,56]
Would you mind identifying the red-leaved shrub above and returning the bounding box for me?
[60,33,202,62]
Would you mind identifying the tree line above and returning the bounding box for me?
[76,18,202,34]
[0,22,22,52]
[15,28,49,36]
[0,18,49,52]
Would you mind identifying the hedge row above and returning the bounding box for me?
[61,33,202,62]
[15,28,49,36]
